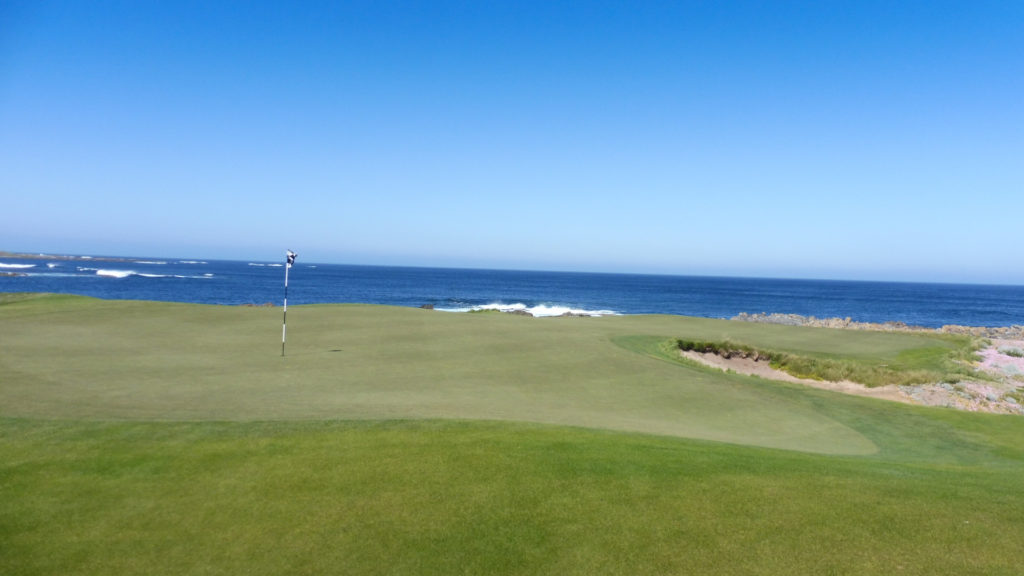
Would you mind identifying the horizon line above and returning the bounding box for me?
[4,249,1023,289]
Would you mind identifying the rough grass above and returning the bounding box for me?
[2,294,1023,575]
[675,337,981,387]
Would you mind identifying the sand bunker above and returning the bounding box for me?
[680,350,911,403]
[682,341,1024,415]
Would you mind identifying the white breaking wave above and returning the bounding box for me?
[437,302,618,317]
[140,273,214,279]
[24,272,80,278]
[78,266,213,280]
[0,262,36,269]
[248,263,282,267]
[530,304,619,317]
[178,260,207,264]
[47,263,59,268]
[95,269,135,278]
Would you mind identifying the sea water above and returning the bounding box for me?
[3,256,1023,328]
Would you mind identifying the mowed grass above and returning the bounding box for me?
[0,294,968,452]
[2,294,1023,575]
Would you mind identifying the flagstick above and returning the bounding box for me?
[281,261,289,357]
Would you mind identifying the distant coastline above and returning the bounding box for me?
[0,250,136,263]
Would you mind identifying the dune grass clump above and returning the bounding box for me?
[677,336,981,388]
[676,339,774,361]
[999,347,1024,358]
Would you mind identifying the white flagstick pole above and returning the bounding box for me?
[281,250,296,357]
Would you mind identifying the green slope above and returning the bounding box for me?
[3,294,1023,575]
[0,294,958,454]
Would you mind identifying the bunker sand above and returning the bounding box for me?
[681,350,911,403]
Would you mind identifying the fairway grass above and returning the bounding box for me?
[3,419,1022,576]
[3,295,1023,574]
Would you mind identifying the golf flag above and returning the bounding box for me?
[282,250,297,356]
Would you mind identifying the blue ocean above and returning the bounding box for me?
[3,255,1024,328]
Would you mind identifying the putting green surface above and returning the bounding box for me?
[0,294,958,454]
[3,294,1023,575]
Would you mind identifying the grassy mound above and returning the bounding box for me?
[2,294,1022,575]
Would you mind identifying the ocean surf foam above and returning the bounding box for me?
[95,269,135,278]
[77,267,213,280]
[437,302,618,317]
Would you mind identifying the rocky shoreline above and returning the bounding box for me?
[731,311,1024,340]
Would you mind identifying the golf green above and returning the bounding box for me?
[2,294,1022,575]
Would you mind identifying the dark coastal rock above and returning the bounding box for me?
[732,312,1024,339]
[419,304,435,310]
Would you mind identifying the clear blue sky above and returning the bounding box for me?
[2,1,1021,283]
